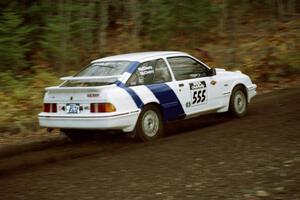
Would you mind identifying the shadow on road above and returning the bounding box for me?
[165,113,233,138]
[67,112,234,145]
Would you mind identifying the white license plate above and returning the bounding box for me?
[66,104,80,114]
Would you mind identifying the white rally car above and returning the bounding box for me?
[38,51,256,141]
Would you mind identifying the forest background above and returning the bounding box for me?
[0,0,299,135]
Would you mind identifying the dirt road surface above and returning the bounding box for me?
[0,87,299,200]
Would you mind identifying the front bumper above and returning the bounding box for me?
[38,111,140,132]
[247,84,257,102]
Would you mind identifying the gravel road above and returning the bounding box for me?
[0,87,299,200]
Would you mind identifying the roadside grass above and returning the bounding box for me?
[0,68,61,136]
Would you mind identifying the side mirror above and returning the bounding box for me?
[208,68,216,76]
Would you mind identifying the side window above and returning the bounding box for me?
[153,59,172,83]
[167,56,208,80]
[127,59,172,86]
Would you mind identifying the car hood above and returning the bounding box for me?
[215,68,244,76]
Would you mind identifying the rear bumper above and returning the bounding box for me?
[38,111,140,132]
[247,84,257,102]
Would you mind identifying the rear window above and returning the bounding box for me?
[62,61,131,87]
[76,61,131,77]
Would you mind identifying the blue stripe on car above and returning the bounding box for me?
[127,61,139,73]
[115,61,143,108]
[116,81,144,108]
[118,61,185,121]
[146,84,186,121]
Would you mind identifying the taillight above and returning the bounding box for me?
[90,103,95,113]
[44,103,57,113]
[52,103,57,112]
[44,103,50,112]
[90,103,116,113]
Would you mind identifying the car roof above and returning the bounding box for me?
[91,51,189,63]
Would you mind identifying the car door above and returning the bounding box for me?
[126,58,186,121]
[166,56,223,117]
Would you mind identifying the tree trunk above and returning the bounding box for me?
[288,0,296,13]
[58,0,66,71]
[98,0,109,56]
[128,0,141,50]
[277,0,285,20]
[219,0,228,37]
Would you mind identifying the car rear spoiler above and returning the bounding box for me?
[60,75,122,81]
[45,86,101,92]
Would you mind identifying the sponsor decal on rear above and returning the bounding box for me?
[87,93,99,98]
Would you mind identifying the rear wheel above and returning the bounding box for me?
[129,105,164,142]
[229,86,248,117]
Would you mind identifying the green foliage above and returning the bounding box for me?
[173,0,218,31]
[0,8,32,72]
[40,15,74,70]
[40,2,96,71]
[139,0,218,48]
[140,0,174,47]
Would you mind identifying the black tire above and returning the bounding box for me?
[229,85,248,118]
[129,105,164,142]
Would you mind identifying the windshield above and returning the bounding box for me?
[62,61,131,87]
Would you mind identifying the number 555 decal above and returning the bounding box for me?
[189,81,207,106]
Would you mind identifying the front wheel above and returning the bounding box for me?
[229,86,248,117]
[130,105,164,142]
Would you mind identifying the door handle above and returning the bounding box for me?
[178,83,184,87]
